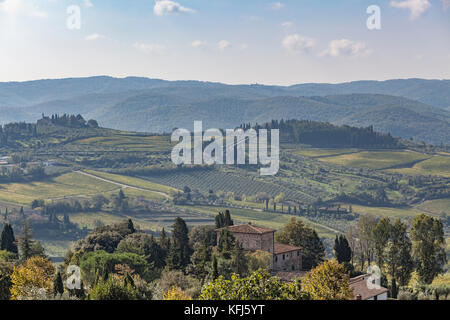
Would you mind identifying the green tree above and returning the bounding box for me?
[231,242,248,276]
[385,219,413,297]
[187,239,212,281]
[373,217,392,268]
[275,218,325,269]
[215,210,234,229]
[334,234,352,265]
[0,223,18,254]
[410,214,446,284]
[217,228,236,259]
[89,275,140,300]
[166,217,192,270]
[356,214,377,270]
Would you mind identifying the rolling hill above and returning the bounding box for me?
[0,77,449,144]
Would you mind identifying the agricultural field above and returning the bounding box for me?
[141,168,314,201]
[387,155,450,177]
[291,148,359,158]
[349,204,438,220]
[414,199,450,216]
[318,150,430,170]
[83,170,179,195]
[0,172,118,205]
[75,133,172,152]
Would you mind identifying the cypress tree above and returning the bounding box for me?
[54,271,64,296]
[167,218,192,270]
[0,223,18,254]
[334,235,352,264]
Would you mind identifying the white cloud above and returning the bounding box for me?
[191,40,207,48]
[218,40,231,51]
[282,34,316,54]
[153,0,195,16]
[389,0,431,19]
[133,42,166,55]
[83,0,94,8]
[0,0,47,18]
[320,39,372,57]
[85,33,104,41]
[270,2,285,10]
[281,21,293,28]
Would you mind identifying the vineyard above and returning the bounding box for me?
[139,168,315,202]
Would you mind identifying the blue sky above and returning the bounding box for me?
[0,0,449,84]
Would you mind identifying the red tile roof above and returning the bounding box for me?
[274,243,301,254]
[349,274,388,300]
[216,224,275,235]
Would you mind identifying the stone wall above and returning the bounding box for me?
[273,250,302,272]
[216,231,274,253]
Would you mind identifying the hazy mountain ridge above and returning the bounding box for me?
[0,77,449,144]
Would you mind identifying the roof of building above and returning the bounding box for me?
[274,243,301,254]
[349,274,389,300]
[216,223,275,235]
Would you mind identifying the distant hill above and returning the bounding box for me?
[0,77,449,144]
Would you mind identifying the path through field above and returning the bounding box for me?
[75,171,170,199]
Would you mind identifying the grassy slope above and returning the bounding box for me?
[318,150,430,170]
[387,155,450,177]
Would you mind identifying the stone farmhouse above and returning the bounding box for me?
[216,223,302,272]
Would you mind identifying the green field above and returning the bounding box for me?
[84,170,179,195]
[319,150,430,170]
[387,155,450,177]
[292,148,359,158]
[75,134,172,152]
[350,204,434,220]
[0,172,118,205]
[414,199,450,216]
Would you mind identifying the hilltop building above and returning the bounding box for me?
[216,223,302,272]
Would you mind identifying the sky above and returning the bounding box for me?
[0,0,449,85]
